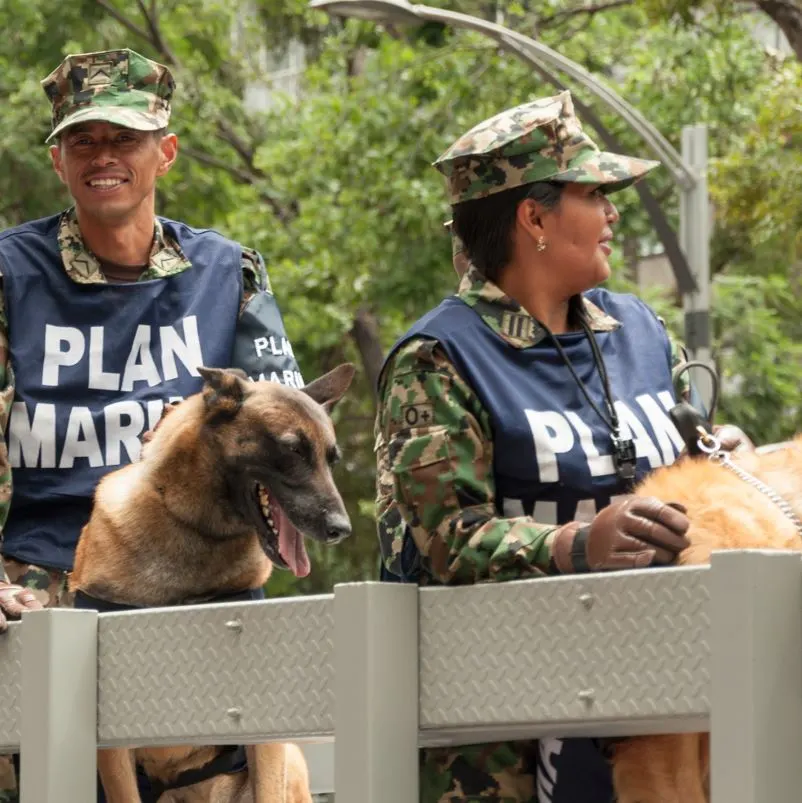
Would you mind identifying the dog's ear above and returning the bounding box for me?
[140,400,180,445]
[302,363,356,413]
[198,366,249,423]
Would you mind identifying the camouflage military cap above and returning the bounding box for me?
[41,49,174,143]
[433,90,660,205]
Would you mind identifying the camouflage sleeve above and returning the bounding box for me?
[232,248,303,386]
[0,276,14,552]
[653,311,690,403]
[240,247,272,305]
[375,338,558,586]
[667,330,691,403]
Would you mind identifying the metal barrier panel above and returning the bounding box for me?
[420,565,711,746]
[96,595,335,748]
[0,620,22,752]
[0,551,801,803]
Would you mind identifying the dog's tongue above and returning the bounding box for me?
[276,503,311,578]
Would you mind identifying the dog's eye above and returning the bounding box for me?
[326,446,341,466]
[280,432,313,462]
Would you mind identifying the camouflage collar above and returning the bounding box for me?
[58,207,191,284]
[457,263,620,348]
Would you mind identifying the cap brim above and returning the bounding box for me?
[550,149,660,194]
[46,106,169,143]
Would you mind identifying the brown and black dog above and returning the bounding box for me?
[69,363,356,802]
[610,435,802,803]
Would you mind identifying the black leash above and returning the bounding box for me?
[667,360,719,456]
[544,316,638,486]
[147,745,248,802]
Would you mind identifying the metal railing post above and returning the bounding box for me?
[20,609,98,803]
[710,550,802,803]
[335,582,418,803]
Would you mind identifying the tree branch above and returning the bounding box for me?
[755,0,802,62]
[350,309,385,403]
[181,146,257,184]
[92,0,179,65]
[92,0,152,42]
[181,146,292,225]
[135,0,180,66]
[539,0,634,26]
[217,121,259,171]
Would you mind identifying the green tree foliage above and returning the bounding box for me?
[0,0,799,595]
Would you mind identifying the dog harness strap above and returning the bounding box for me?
[147,745,248,801]
[72,587,264,612]
[72,591,142,612]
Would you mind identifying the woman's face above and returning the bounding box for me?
[537,183,619,293]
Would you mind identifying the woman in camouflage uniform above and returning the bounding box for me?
[374,91,747,802]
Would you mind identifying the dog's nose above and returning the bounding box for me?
[325,513,351,544]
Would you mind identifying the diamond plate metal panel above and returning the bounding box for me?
[97,596,334,748]
[419,566,710,742]
[0,621,21,751]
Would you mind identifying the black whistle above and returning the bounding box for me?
[612,436,637,482]
[668,401,712,456]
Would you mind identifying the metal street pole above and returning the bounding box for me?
[681,124,713,400]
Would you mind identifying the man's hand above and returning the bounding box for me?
[0,583,43,633]
[551,496,691,574]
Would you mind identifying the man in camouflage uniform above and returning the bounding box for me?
[375,91,751,801]
[0,48,302,802]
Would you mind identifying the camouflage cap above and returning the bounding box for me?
[433,90,660,205]
[41,48,174,143]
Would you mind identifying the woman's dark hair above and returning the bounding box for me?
[451,181,563,282]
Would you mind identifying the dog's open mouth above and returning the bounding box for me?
[254,483,311,578]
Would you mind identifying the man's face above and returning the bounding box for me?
[49,121,177,222]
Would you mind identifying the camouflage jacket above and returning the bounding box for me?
[0,208,281,581]
[375,264,690,586]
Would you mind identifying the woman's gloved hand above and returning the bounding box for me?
[712,424,754,454]
[551,496,691,574]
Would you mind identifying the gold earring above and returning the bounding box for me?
[536,236,547,252]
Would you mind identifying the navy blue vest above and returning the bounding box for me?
[0,214,242,570]
[382,289,685,581]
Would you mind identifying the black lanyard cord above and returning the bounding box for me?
[540,312,637,485]
[539,316,620,437]
[580,316,621,433]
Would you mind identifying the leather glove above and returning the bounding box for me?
[551,496,691,574]
[676,422,755,461]
[0,583,43,633]
[712,424,754,454]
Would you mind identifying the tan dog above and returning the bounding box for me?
[69,363,356,802]
[610,435,802,803]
